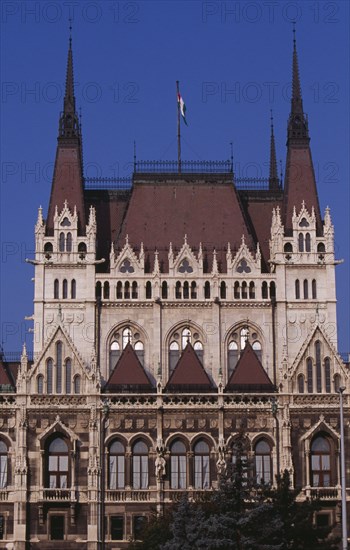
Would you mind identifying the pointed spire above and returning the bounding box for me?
[287,23,309,144]
[291,23,303,115]
[59,24,80,140]
[269,111,279,190]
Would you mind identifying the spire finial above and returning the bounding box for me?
[58,24,80,139]
[69,17,72,49]
[287,23,309,144]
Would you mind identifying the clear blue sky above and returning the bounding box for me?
[1,0,349,355]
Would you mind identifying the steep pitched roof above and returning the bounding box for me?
[226,342,275,392]
[46,38,85,235]
[105,343,153,392]
[0,358,16,388]
[166,343,214,392]
[114,176,254,272]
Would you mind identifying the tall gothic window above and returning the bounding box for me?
[56,342,63,394]
[169,342,180,375]
[262,281,268,299]
[298,374,305,393]
[298,233,304,252]
[191,281,197,299]
[37,374,44,394]
[295,279,300,299]
[194,440,210,489]
[59,232,65,252]
[109,341,120,375]
[228,341,239,376]
[145,281,152,299]
[312,279,317,299]
[73,375,81,394]
[109,441,125,489]
[305,233,311,252]
[65,359,72,394]
[315,341,322,393]
[103,281,110,300]
[116,281,123,299]
[307,357,313,393]
[170,440,187,489]
[303,279,308,299]
[334,374,341,393]
[0,441,8,489]
[71,279,76,299]
[183,281,189,299]
[62,279,68,299]
[66,232,72,252]
[162,281,168,299]
[54,279,59,299]
[132,441,149,489]
[204,281,211,299]
[47,358,53,394]
[254,439,272,484]
[311,436,331,487]
[234,281,240,299]
[249,281,255,299]
[132,281,138,299]
[47,438,69,489]
[324,357,331,393]
[241,281,248,299]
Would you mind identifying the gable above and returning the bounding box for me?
[105,343,153,392]
[226,342,275,392]
[166,343,213,392]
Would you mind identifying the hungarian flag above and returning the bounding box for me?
[177,92,188,125]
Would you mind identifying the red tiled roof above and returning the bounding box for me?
[243,195,283,269]
[283,147,322,234]
[0,360,15,387]
[166,343,213,391]
[105,343,152,390]
[115,177,254,272]
[226,342,274,391]
[46,144,86,235]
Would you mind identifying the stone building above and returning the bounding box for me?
[0,30,349,549]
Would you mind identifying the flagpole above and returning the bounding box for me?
[176,80,181,173]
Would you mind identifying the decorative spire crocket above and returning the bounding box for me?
[287,23,309,145]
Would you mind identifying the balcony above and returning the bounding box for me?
[303,486,341,500]
[41,488,76,502]
[105,489,155,502]
[0,490,9,501]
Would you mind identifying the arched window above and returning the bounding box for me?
[305,233,311,252]
[122,327,132,349]
[54,279,59,299]
[312,279,317,299]
[62,279,68,299]
[183,281,189,299]
[311,436,331,487]
[315,341,322,393]
[95,281,102,300]
[194,440,210,489]
[47,438,69,488]
[78,242,87,258]
[162,281,168,299]
[109,341,120,375]
[59,232,65,252]
[65,359,71,394]
[249,281,255,299]
[71,279,76,299]
[124,281,130,299]
[116,281,123,299]
[145,281,152,299]
[191,281,197,299]
[284,242,293,253]
[228,341,238,376]
[182,328,191,349]
[334,374,341,393]
[298,233,304,252]
[220,281,226,299]
[303,279,308,299]
[193,341,203,363]
[241,281,248,299]
[307,358,313,393]
[175,281,182,299]
[169,342,180,374]
[74,375,81,394]
[204,281,211,299]
[109,441,125,489]
[132,441,149,489]
[269,281,276,299]
[56,342,62,394]
[103,281,110,300]
[254,440,272,484]
[234,281,240,299]
[135,341,144,366]
[44,242,53,257]
[37,374,44,394]
[47,358,53,394]
[240,328,249,350]
[66,232,72,252]
[262,281,268,299]
[295,279,300,299]
[252,341,262,362]
[324,357,331,393]
[170,440,187,489]
[0,441,8,489]
[298,374,305,393]
[132,281,138,299]
[317,242,325,253]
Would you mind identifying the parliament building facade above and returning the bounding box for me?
[0,30,349,549]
